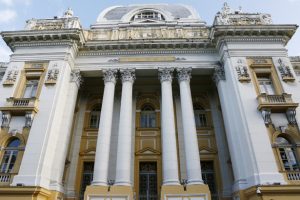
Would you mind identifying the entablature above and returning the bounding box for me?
[1,29,86,51]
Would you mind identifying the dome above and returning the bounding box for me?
[94,4,204,25]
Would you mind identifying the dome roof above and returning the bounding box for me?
[95,4,204,25]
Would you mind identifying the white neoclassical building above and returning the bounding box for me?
[0,3,300,200]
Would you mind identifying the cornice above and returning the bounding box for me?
[1,29,86,51]
[211,24,298,47]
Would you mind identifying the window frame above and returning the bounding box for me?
[275,136,300,172]
[140,104,157,128]
[0,138,21,174]
[88,104,101,129]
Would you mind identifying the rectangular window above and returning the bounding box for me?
[23,79,39,98]
[195,112,207,128]
[257,74,275,95]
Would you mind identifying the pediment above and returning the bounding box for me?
[79,148,96,156]
[199,146,217,154]
[135,147,161,155]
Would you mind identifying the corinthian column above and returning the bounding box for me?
[158,68,180,185]
[115,69,136,186]
[92,69,117,186]
[177,67,203,185]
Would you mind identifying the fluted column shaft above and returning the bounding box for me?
[115,69,135,186]
[159,68,180,185]
[177,68,203,185]
[92,69,117,186]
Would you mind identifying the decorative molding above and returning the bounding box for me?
[286,108,297,125]
[25,112,34,128]
[45,64,59,85]
[108,58,120,63]
[235,59,251,82]
[213,64,225,84]
[158,68,174,83]
[261,109,272,125]
[103,69,118,84]
[3,68,18,86]
[79,49,217,57]
[1,111,11,128]
[177,67,192,82]
[277,58,295,82]
[215,3,272,25]
[175,57,187,61]
[120,68,136,83]
[70,69,82,87]
[252,58,268,64]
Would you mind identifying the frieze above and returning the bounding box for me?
[89,27,209,41]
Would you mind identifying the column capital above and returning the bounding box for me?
[103,69,118,84]
[120,68,136,83]
[213,64,226,84]
[158,67,174,83]
[177,67,192,82]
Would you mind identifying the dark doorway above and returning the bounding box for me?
[139,162,158,200]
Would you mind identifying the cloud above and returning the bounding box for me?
[0,44,12,62]
[0,0,31,6]
[0,9,17,23]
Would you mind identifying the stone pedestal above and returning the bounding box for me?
[160,184,211,200]
[85,185,133,200]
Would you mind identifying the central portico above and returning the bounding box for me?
[84,66,211,200]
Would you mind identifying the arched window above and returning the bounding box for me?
[140,104,156,128]
[194,104,207,128]
[89,104,101,129]
[276,137,300,171]
[131,10,165,22]
[0,138,21,173]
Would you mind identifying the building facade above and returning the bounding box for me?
[0,3,300,200]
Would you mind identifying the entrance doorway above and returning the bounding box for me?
[139,162,158,200]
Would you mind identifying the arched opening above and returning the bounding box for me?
[0,138,21,173]
[131,10,165,22]
[276,136,300,171]
[140,104,156,128]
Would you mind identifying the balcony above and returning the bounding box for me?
[0,173,16,186]
[285,171,300,181]
[257,93,298,112]
[0,97,39,114]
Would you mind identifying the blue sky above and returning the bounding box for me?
[0,0,300,62]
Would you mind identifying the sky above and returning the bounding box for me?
[0,0,300,62]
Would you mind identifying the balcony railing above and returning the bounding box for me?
[286,171,300,181]
[0,97,39,114]
[257,93,298,112]
[0,173,16,186]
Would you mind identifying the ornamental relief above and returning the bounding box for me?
[3,68,19,86]
[277,58,295,82]
[90,27,209,41]
[45,64,60,85]
[235,59,251,82]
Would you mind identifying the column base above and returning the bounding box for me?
[0,186,63,200]
[160,184,211,200]
[235,185,300,200]
[85,185,133,200]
